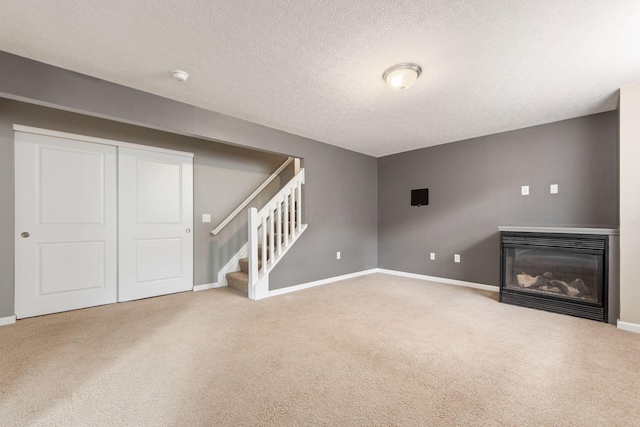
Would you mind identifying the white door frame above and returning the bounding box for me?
[13,125,194,158]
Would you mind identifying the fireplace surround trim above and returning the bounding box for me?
[498,225,620,324]
[499,226,618,235]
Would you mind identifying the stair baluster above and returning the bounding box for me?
[261,216,267,272]
[276,201,282,256]
[296,180,302,233]
[283,194,289,246]
[268,208,274,263]
[289,187,297,239]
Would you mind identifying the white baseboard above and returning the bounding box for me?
[375,268,499,292]
[193,282,226,292]
[264,268,497,299]
[252,274,270,300]
[266,269,379,298]
[0,315,16,326]
[617,320,640,334]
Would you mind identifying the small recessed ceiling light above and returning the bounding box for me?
[171,70,189,82]
[382,63,422,90]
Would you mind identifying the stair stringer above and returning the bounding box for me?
[217,242,248,287]
[250,224,307,300]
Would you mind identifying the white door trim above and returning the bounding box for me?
[13,124,194,158]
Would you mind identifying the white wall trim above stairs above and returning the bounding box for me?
[375,269,498,292]
[617,320,640,334]
[0,315,16,326]
[193,282,227,292]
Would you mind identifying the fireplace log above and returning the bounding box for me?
[549,280,581,297]
[570,278,590,296]
[517,273,536,287]
[517,273,549,288]
[532,276,550,289]
[539,285,562,293]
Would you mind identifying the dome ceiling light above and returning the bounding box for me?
[382,63,422,90]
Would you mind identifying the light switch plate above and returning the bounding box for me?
[521,185,529,196]
[454,254,461,263]
[550,184,558,194]
[430,252,436,260]
[336,251,341,260]
[202,214,211,223]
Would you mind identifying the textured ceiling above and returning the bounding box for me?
[1,0,639,157]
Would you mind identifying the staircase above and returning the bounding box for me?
[225,169,306,299]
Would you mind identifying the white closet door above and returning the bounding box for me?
[14,132,118,318]
[118,147,193,301]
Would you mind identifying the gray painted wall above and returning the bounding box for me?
[378,112,619,286]
[0,53,378,318]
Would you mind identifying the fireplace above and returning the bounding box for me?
[500,231,608,322]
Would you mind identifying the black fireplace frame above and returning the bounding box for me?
[499,231,608,322]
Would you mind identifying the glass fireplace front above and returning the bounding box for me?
[503,248,601,303]
[500,232,607,322]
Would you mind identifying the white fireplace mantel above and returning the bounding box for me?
[498,226,619,236]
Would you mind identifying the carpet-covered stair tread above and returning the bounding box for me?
[253,244,272,260]
[239,258,262,274]
[226,271,249,295]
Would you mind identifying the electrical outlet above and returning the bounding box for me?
[521,185,529,196]
[550,184,558,194]
[454,254,461,263]
[430,252,436,260]
[336,251,341,260]
[202,214,211,223]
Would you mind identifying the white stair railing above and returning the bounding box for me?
[248,168,307,299]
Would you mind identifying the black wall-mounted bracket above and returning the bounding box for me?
[411,188,429,206]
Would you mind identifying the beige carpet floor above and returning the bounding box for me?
[1,273,639,426]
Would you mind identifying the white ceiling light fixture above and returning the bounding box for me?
[382,63,422,90]
[171,69,189,82]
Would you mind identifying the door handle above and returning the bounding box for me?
[186,228,191,233]
[21,232,30,238]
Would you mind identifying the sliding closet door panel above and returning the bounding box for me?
[14,132,118,318]
[118,147,193,302]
